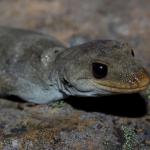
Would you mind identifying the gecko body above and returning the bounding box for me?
[0,27,149,103]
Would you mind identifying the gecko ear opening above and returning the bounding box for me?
[92,63,108,79]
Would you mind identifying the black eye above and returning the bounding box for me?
[131,49,134,56]
[92,63,108,79]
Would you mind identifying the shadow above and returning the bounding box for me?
[1,95,26,103]
[1,93,147,118]
[64,93,147,118]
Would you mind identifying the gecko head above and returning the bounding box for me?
[56,40,150,96]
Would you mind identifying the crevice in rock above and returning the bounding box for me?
[64,93,147,118]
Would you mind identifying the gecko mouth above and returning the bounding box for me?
[91,74,150,93]
[93,83,149,93]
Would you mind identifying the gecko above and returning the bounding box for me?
[0,26,149,104]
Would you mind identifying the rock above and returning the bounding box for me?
[0,96,150,149]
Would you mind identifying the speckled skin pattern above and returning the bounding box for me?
[0,27,149,104]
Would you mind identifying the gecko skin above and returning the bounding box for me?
[0,27,149,104]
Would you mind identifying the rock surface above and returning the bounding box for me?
[0,0,150,149]
[0,97,150,150]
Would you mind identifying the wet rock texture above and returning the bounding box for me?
[0,0,150,149]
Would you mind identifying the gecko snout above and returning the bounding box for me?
[91,67,150,94]
[119,68,150,93]
[131,69,150,89]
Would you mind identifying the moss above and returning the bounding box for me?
[103,140,121,150]
[51,100,65,109]
[145,86,150,100]
[139,84,150,100]
[122,126,137,150]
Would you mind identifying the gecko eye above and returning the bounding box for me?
[131,49,134,57]
[92,63,108,79]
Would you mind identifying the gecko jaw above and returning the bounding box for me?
[90,68,150,94]
[90,76,150,94]
[93,83,149,94]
